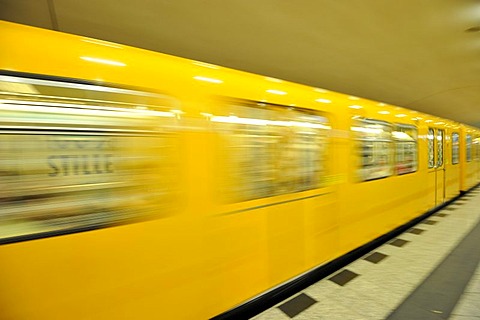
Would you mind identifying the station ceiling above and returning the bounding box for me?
[2,0,480,127]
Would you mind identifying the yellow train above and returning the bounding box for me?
[0,21,479,319]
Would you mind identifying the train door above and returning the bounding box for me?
[435,129,446,204]
[428,128,445,206]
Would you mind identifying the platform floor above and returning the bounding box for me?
[252,187,480,320]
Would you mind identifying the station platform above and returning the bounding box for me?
[252,188,480,320]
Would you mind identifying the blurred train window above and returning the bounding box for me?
[436,129,444,167]
[0,75,179,242]
[352,119,393,181]
[211,100,330,202]
[466,134,472,162]
[473,136,480,161]
[393,124,417,174]
[428,128,435,168]
[452,132,459,165]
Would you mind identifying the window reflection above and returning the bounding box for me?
[466,134,472,162]
[0,76,179,242]
[352,119,393,181]
[452,133,459,165]
[394,124,418,174]
[212,101,330,202]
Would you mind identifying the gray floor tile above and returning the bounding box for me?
[409,228,426,235]
[251,308,290,320]
[328,269,358,286]
[364,251,388,264]
[448,315,480,320]
[294,298,367,320]
[465,277,480,293]
[452,293,480,316]
[389,238,409,247]
[346,278,408,311]
[277,293,317,318]
[328,285,392,319]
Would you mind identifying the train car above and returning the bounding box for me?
[0,21,479,320]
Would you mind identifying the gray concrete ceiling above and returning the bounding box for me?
[2,0,480,127]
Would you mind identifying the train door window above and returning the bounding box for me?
[212,100,330,202]
[452,132,460,165]
[352,119,393,181]
[466,134,472,162]
[428,128,435,168]
[437,129,444,167]
[0,75,180,242]
[393,124,417,174]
